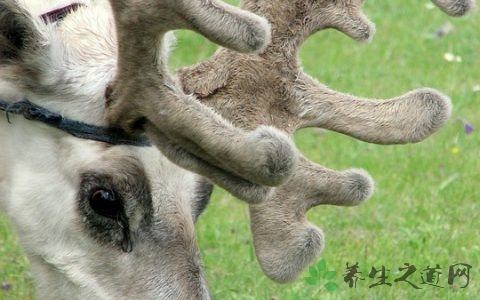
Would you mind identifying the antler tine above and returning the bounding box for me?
[108,0,271,54]
[105,0,297,202]
[139,84,297,187]
[178,0,272,53]
[147,126,272,203]
[250,157,374,282]
[431,0,475,17]
[295,74,452,144]
[240,0,375,43]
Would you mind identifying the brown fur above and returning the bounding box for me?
[0,0,295,297]
[105,0,298,203]
[432,0,475,16]
[178,0,452,282]
[1,0,467,293]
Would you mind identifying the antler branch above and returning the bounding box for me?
[431,0,475,16]
[105,0,297,203]
[178,0,454,282]
[250,157,374,282]
[295,74,452,144]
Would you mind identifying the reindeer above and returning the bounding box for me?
[0,0,472,298]
[177,0,455,282]
[0,0,297,298]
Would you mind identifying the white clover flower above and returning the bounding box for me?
[444,52,462,63]
[444,52,455,62]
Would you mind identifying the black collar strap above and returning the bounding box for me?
[41,3,85,23]
[0,100,151,147]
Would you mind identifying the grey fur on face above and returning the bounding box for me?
[78,155,153,253]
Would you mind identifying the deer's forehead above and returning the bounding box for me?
[56,2,116,60]
[20,0,89,16]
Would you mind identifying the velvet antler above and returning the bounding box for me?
[178,0,451,282]
[431,0,475,16]
[104,0,299,203]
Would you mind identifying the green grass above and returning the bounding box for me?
[0,217,35,299]
[1,0,479,299]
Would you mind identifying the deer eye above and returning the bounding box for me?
[89,189,122,219]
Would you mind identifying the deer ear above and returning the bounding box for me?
[0,0,40,65]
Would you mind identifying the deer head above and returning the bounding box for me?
[0,0,465,296]
[0,0,296,298]
[178,0,452,282]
